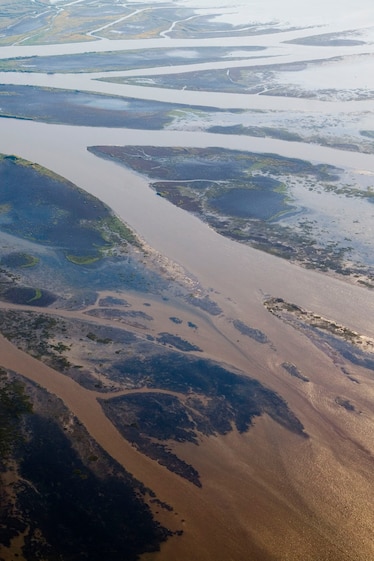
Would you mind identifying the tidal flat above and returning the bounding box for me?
[105,59,374,154]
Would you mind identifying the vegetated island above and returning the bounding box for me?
[88,145,374,286]
[109,57,374,102]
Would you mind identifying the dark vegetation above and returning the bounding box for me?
[1,286,56,306]
[335,396,356,411]
[169,316,183,324]
[101,393,202,487]
[110,63,303,94]
[156,332,202,352]
[113,59,374,105]
[86,308,154,325]
[186,294,222,315]
[18,416,167,561]
[0,303,307,486]
[208,123,303,142]
[110,353,306,435]
[0,154,137,255]
[0,368,32,458]
[0,252,39,269]
[102,352,307,484]
[93,309,151,321]
[232,319,270,344]
[0,377,169,560]
[88,145,338,184]
[98,296,130,307]
[0,310,138,388]
[281,362,309,382]
[0,151,308,532]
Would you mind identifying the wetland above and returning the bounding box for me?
[89,144,374,281]
[1,1,374,560]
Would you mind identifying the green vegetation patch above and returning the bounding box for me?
[66,254,101,266]
[1,252,39,268]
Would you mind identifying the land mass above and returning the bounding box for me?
[88,144,374,286]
